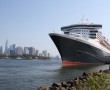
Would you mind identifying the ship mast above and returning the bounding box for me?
[81,14,85,23]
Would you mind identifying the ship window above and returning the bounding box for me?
[90,31,98,32]
[89,34,96,35]
[64,32,69,34]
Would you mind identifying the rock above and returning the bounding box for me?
[82,76,87,80]
[81,79,87,83]
[67,88,71,90]
[109,65,110,70]
[37,86,49,90]
[61,81,67,88]
[67,87,76,90]
[50,86,57,90]
[74,77,79,81]
[52,82,61,87]
[74,80,79,86]
[61,81,66,85]
[66,83,71,87]
[57,86,66,90]
[71,87,76,90]
[78,76,83,80]
[82,72,88,77]
[103,69,109,73]
[67,80,74,86]
[99,70,103,73]
[108,70,110,74]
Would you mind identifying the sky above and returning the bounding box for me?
[0,0,110,56]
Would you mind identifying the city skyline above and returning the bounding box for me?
[0,39,57,57]
[0,0,110,56]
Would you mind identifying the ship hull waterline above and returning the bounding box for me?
[49,33,110,66]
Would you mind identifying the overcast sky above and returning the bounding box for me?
[0,0,110,56]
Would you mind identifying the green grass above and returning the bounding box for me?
[75,71,110,90]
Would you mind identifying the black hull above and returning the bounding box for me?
[49,33,110,66]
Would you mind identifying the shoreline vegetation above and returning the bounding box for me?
[0,54,51,60]
[37,68,110,90]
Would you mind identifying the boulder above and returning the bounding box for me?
[67,80,74,86]
[57,86,66,90]
[82,72,88,77]
[52,82,61,87]
[50,86,57,90]
[66,83,71,87]
[37,86,49,90]
[71,87,76,90]
[61,81,67,88]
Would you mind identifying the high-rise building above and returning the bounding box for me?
[48,53,50,57]
[28,47,35,55]
[39,53,42,56]
[36,50,39,56]
[24,47,29,54]
[14,48,17,55]
[17,46,23,55]
[10,50,15,56]
[45,50,47,57]
[42,50,45,56]
[12,44,15,51]
[42,50,47,57]
[8,48,10,56]
[34,48,36,55]
[0,46,3,54]
[9,44,16,56]
[5,39,8,55]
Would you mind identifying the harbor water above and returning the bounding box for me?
[0,59,109,90]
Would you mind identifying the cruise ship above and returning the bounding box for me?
[49,17,110,66]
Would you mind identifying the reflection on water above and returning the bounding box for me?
[0,59,109,90]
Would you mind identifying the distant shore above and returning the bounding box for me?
[0,54,52,60]
[0,58,51,60]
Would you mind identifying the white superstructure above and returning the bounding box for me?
[61,17,110,54]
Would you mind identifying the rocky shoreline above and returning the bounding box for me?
[37,67,110,90]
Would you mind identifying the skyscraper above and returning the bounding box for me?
[42,50,47,57]
[0,46,3,54]
[10,44,16,50]
[28,47,35,55]
[42,50,45,56]
[17,46,23,55]
[5,39,8,55]
[24,47,29,54]
[9,44,16,56]
[48,53,50,57]
[36,50,39,56]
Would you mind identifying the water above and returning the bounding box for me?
[0,59,109,90]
